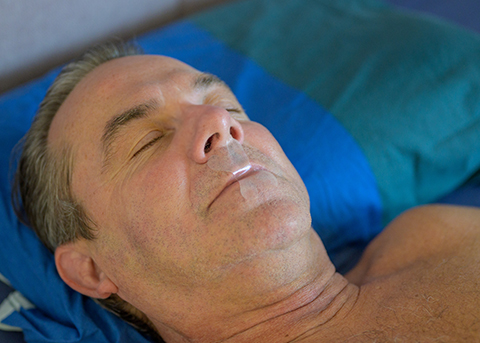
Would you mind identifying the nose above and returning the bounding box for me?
[185,105,245,163]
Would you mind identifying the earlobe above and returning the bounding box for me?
[55,242,118,299]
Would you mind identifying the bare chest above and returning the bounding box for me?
[336,261,480,342]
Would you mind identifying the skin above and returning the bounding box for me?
[50,55,480,342]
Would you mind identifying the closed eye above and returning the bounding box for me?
[226,108,248,121]
[132,132,164,158]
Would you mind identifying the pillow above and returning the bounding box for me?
[1,0,480,341]
[191,0,480,224]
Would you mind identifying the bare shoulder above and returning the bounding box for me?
[342,205,480,341]
[348,204,480,282]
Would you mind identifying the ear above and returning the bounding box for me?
[55,242,118,299]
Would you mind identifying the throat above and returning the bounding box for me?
[227,272,359,343]
[163,270,359,343]
[151,231,360,343]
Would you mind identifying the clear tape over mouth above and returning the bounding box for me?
[238,170,278,198]
[207,138,250,174]
[207,138,277,199]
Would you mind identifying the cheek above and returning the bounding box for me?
[119,150,188,211]
[114,163,186,241]
[243,123,276,151]
[244,123,294,172]
[103,156,200,272]
[244,123,309,204]
[95,195,197,288]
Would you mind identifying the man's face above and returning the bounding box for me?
[49,55,311,303]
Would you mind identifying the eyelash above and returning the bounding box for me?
[132,135,163,158]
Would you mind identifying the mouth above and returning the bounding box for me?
[208,164,265,208]
[232,165,253,182]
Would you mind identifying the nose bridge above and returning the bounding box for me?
[182,104,244,163]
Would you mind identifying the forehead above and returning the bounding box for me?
[48,55,200,147]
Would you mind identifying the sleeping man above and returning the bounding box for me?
[15,41,480,342]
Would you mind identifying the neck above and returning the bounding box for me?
[147,230,359,343]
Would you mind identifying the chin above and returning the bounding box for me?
[213,197,312,267]
[202,169,311,263]
[253,198,311,246]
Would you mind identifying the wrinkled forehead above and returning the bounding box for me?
[47,55,200,148]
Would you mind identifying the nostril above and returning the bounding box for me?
[204,135,214,153]
[230,124,243,142]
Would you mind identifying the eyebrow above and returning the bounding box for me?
[101,100,158,169]
[193,73,229,91]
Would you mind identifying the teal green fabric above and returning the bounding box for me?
[192,0,480,223]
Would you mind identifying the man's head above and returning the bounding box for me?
[15,41,318,340]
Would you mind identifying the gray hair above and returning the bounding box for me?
[13,40,163,342]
